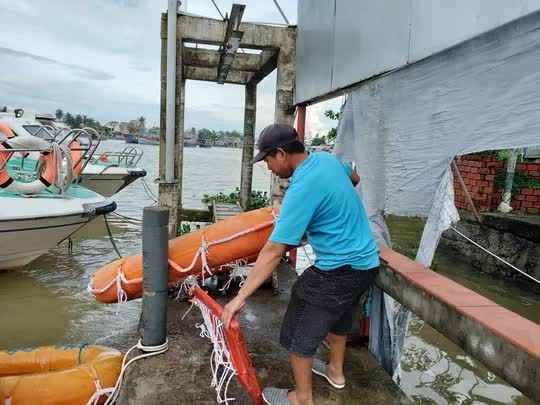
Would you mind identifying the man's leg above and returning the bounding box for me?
[325,333,347,385]
[288,354,314,405]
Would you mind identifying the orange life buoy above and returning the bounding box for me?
[0,344,123,405]
[69,139,84,176]
[90,206,280,303]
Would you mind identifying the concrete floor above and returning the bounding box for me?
[117,265,411,404]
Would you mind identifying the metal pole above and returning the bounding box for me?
[451,160,482,223]
[141,207,169,347]
[272,0,290,25]
[165,0,177,182]
[498,149,519,213]
[240,83,256,211]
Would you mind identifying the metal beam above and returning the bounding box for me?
[217,4,245,84]
[184,48,259,71]
[184,66,253,85]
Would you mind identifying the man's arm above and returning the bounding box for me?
[222,240,288,328]
[350,169,360,187]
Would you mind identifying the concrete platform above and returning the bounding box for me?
[117,265,410,404]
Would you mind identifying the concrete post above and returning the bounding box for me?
[159,13,183,239]
[240,83,256,211]
[270,44,295,205]
[141,207,169,348]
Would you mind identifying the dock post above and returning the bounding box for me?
[240,83,257,211]
[141,206,169,348]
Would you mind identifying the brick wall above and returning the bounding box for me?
[453,155,539,214]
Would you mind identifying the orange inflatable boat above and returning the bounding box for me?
[89,206,278,303]
[0,344,123,405]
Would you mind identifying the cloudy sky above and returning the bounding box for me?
[0,0,340,138]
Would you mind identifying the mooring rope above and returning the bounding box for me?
[449,225,540,285]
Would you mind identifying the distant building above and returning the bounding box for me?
[184,128,198,146]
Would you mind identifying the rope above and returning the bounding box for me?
[101,339,169,405]
[111,211,142,223]
[193,298,237,404]
[141,177,158,203]
[104,214,123,259]
[450,226,540,285]
[210,0,225,19]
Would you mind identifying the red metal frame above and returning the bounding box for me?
[191,286,263,405]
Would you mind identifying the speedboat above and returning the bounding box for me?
[0,184,116,269]
[0,123,116,269]
[0,110,147,197]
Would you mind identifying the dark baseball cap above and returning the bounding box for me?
[251,123,299,164]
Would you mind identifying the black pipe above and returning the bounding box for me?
[141,206,169,347]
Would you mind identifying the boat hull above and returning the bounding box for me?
[0,199,116,270]
[78,169,146,197]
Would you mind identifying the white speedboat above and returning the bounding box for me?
[0,185,116,269]
[0,110,147,197]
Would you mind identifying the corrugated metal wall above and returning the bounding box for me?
[295,0,540,104]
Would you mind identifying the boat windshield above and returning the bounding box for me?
[23,125,54,140]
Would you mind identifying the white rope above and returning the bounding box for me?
[450,226,540,285]
[86,378,114,405]
[103,339,169,405]
[193,299,237,404]
[219,258,252,291]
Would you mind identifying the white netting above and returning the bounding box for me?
[192,297,238,404]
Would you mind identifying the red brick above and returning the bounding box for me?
[515,194,526,201]
[473,174,482,180]
[477,181,489,187]
[528,171,540,177]
[485,174,495,181]
[516,163,527,170]
[479,168,489,174]
[534,190,540,196]
[469,167,479,174]
[526,164,539,171]
[522,201,533,208]
[484,187,495,194]
[513,201,521,207]
[526,208,538,214]
[526,196,538,202]
[522,189,533,195]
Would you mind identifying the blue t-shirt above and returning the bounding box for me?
[269,152,379,271]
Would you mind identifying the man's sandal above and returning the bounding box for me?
[311,358,346,389]
[262,387,292,405]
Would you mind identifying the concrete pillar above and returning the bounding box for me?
[240,83,256,211]
[158,12,183,239]
[270,44,295,204]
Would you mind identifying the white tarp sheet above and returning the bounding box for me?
[334,10,540,380]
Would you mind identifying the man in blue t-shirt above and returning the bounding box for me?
[222,123,379,405]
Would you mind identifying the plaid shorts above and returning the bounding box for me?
[280,265,379,357]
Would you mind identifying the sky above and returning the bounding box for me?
[0,0,341,138]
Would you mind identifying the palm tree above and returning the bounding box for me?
[127,122,138,134]
[74,114,83,128]
[64,112,74,127]
[137,116,146,132]
[55,109,64,120]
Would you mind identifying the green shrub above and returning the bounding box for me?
[494,171,540,194]
[202,188,269,211]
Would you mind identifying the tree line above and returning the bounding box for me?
[54,109,147,136]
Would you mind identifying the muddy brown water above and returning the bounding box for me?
[0,141,537,404]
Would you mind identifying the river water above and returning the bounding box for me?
[0,140,537,404]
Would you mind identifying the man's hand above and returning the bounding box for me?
[222,296,247,329]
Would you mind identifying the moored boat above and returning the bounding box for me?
[123,133,138,144]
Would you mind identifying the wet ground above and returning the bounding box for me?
[117,265,411,404]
